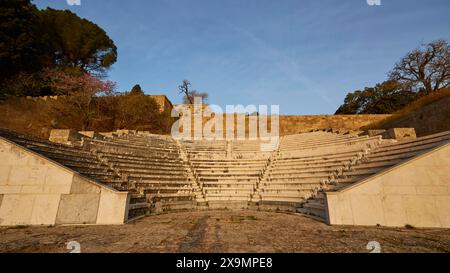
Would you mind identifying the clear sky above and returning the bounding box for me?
[33,0,450,114]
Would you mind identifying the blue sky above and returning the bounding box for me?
[33,0,450,114]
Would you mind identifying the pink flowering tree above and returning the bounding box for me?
[46,70,116,130]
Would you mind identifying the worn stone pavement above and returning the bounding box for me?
[0,210,449,253]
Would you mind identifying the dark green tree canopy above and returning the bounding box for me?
[129,84,144,95]
[335,81,417,114]
[39,8,117,76]
[0,0,118,98]
[0,0,43,77]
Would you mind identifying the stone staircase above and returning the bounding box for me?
[300,131,450,221]
[83,134,199,217]
[0,128,147,221]
[256,132,383,211]
[3,127,448,225]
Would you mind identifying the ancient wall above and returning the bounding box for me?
[0,137,129,226]
[378,96,450,137]
[325,143,450,228]
[279,115,390,135]
[148,95,173,115]
[173,106,391,138]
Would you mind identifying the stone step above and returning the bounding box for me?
[364,150,422,163]
[303,201,325,210]
[99,152,182,162]
[199,177,259,182]
[333,175,370,185]
[143,187,195,194]
[269,161,351,171]
[259,195,308,203]
[128,174,189,181]
[201,183,254,189]
[280,136,379,150]
[135,181,194,188]
[267,169,338,178]
[378,131,450,150]
[205,194,250,201]
[87,139,179,153]
[274,154,358,165]
[260,188,319,194]
[120,168,187,176]
[31,148,96,161]
[190,159,267,164]
[196,172,261,178]
[370,141,447,158]
[105,160,186,170]
[203,188,253,194]
[351,159,404,170]
[265,174,330,181]
[260,183,320,190]
[148,194,196,202]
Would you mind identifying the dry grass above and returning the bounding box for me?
[362,87,450,130]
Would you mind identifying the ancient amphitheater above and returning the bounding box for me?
[0,125,449,230]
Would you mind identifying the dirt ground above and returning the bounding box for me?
[0,210,449,253]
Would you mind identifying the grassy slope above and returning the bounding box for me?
[362,87,450,131]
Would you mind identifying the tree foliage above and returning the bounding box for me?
[129,84,144,95]
[335,81,417,114]
[0,0,43,79]
[389,40,450,95]
[39,8,117,76]
[336,39,449,114]
[0,0,117,98]
[47,70,116,130]
[115,93,165,132]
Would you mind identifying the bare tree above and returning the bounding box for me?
[389,39,450,95]
[178,80,193,104]
[178,80,209,104]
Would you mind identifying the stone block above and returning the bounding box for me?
[78,131,95,138]
[368,129,386,137]
[78,131,104,139]
[9,165,48,186]
[435,196,450,227]
[0,195,35,225]
[30,194,60,225]
[0,166,10,185]
[99,132,113,138]
[0,185,22,194]
[403,195,441,227]
[382,128,416,141]
[49,129,82,144]
[70,175,101,194]
[20,185,45,194]
[44,167,73,190]
[56,194,100,224]
[382,195,407,226]
[96,189,128,225]
[350,194,384,226]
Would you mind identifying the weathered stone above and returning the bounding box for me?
[382,128,417,140]
[49,129,82,144]
[56,194,100,224]
[368,129,386,137]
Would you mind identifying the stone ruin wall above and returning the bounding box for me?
[174,110,391,138]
